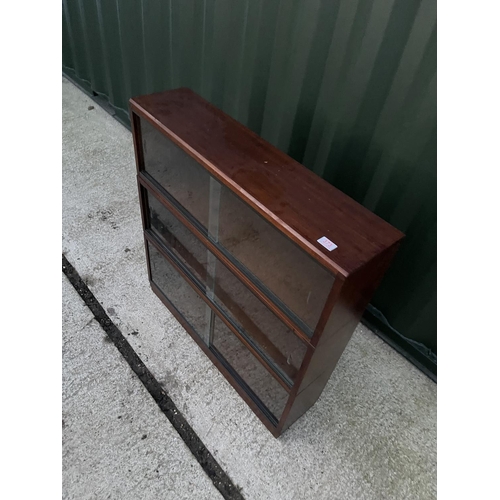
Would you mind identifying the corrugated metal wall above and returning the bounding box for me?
[63,0,437,372]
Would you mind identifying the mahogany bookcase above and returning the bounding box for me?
[129,88,404,437]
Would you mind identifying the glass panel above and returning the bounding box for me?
[217,186,335,333]
[141,118,211,228]
[147,191,208,284]
[212,317,289,420]
[212,259,307,382]
[148,189,306,381]
[140,116,334,334]
[148,242,210,342]
[145,190,307,381]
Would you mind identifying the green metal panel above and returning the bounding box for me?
[63,0,437,375]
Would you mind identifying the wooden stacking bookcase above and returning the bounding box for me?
[129,89,404,437]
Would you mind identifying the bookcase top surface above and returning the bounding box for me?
[130,88,404,277]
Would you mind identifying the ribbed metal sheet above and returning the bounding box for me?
[63,0,436,362]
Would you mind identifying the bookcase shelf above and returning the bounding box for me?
[130,88,404,437]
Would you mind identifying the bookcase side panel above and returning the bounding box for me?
[280,244,401,432]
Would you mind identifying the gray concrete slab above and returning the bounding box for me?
[62,272,222,499]
[62,274,221,500]
[62,76,436,500]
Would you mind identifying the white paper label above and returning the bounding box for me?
[317,236,337,251]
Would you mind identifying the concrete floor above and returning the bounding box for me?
[62,76,437,500]
[62,275,221,500]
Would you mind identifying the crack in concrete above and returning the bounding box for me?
[62,253,244,500]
